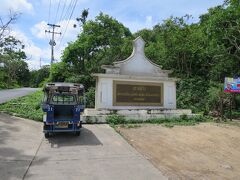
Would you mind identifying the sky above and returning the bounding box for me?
[0,0,224,70]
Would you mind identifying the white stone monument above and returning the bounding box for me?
[83,37,191,122]
[93,36,177,109]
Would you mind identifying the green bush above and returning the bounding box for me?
[225,111,240,119]
[106,114,126,125]
[29,65,50,88]
[177,77,209,113]
[85,87,95,108]
[49,62,70,82]
[107,114,208,127]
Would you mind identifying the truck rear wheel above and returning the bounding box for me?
[44,132,50,138]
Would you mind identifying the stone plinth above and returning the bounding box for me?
[82,108,193,123]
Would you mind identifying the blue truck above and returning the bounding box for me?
[42,83,85,138]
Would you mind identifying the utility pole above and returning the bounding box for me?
[39,57,42,68]
[45,23,61,64]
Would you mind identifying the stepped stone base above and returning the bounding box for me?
[82,108,193,123]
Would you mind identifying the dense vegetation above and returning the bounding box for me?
[1,0,240,117]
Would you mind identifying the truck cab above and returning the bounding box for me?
[42,83,85,138]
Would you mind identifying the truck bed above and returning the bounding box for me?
[54,105,74,121]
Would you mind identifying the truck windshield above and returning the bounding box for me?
[52,94,75,104]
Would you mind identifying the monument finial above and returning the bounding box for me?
[133,36,145,53]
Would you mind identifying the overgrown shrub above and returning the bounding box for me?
[49,62,70,82]
[177,77,209,113]
[106,114,126,125]
[29,65,50,88]
[85,87,95,108]
[107,114,208,127]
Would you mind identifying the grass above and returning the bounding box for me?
[219,120,240,127]
[0,91,228,128]
[0,90,44,121]
[106,114,211,128]
[118,124,142,129]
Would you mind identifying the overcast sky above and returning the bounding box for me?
[0,0,224,70]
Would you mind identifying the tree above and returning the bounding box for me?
[0,12,29,89]
[199,0,240,81]
[0,36,28,88]
[30,65,50,87]
[74,8,89,29]
[61,13,133,90]
[0,12,19,43]
[49,62,70,82]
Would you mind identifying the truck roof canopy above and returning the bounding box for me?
[43,82,84,94]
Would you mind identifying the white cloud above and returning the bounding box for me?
[10,30,50,70]
[0,0,33,14]
[121,16,155,33]
[145,16,153,28]
[31,21,49,39]
[31,19,79,41]
[57,19,79,41]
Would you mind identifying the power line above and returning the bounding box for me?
[63,0,75,20]
[59,0,68,22]
[48,0,52,23]
[56,0,74,46]
[57,0,73,41]
[54,0,61,24]
[58,0,78,49]
[39,57,42,68]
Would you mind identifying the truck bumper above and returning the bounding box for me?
[43,122,82,133]
[43,129,81,133]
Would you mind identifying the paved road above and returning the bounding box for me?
[0,113,166,180]
[0,88,40,104]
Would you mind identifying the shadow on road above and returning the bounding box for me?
[47,127,103,148]
[0,113,46,180]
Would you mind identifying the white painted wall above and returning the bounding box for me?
[95,77,176,110]
[120,52,167,77]
[96,78,113,109]
[116,37,168,77]
[164,82,176,109]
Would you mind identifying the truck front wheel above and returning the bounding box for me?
[80,121,82,128]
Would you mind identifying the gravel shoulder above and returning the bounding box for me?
[117,123,240,180]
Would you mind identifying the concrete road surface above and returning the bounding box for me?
[0,113,166,180]
[0,88,40,104]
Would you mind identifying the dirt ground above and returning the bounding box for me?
[117,123,240,180]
